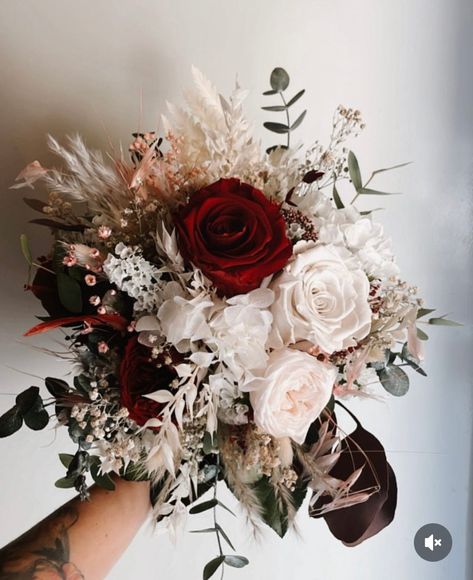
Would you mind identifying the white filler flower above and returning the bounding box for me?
[241,348,337,444]
[269,242,371,353]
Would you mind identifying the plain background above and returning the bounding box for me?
[0,1,472,579]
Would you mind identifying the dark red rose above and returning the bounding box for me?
[119,336,176,427]
[174,178,292,296]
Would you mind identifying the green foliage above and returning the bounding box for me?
[377,365,410,396]
[0,407,23,438]
[20,234,33,265]
[203,556,225,580]
[0,386,50,438]
[57,271,83,314]
[262,67,306,152]
[348,151,407,203]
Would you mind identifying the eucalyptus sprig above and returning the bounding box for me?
[190,453,248,580]
[262,67,306,153]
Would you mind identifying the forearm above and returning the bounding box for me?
[0,478,151,580]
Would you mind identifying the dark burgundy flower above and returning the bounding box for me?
[119,336,176,427]
[174,178,292,296]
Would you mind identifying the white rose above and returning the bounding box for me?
[269,242,372,353]
[241,348,337,444]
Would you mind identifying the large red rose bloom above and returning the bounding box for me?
[174,178,292,296]
[119,336,176,427]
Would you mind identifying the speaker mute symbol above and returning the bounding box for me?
[415,524,452,561]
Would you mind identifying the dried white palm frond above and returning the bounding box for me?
[45,135,131,224]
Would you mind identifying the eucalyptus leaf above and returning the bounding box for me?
[203,556,225,580]
[290,110,307,131]
[417,308,436,319]
[366,161,412,180]
[360,208,384,215]
[263,121,290,134]
[216,524,235,551]
[217,500,236,517]
[263,89,278,96]
[400,343,427,376]
[358,187,400,196]
[286,89,305,107]
[57,272,83,314]
[45,377,69,398]
[377,365,409,396]
[427,317,462,327]
[190,527,217,534]
[23,198,48,213]
[224,555,249,569]
[66,450,89,479]
[332,183,344,209]
[55,477,75,489]
[24,408,49,430]
[59,453,74,469]
[261,105,287,112]
[270,67,290,91]
[347,151,362,191]
[20,234,33,265]
[417,327,429,341]
[189,498,218,514]
[0,406,23,438]
[16,386,41,415]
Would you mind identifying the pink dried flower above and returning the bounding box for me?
[63,255,77,267]
[98,341,109,354]
[89,295,101,306]
[98,225,112,239]
[85,274,96,286]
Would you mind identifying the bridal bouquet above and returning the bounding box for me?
[1,67,456,578]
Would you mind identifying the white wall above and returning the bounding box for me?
[0,1,471,579]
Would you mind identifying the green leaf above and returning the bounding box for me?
[66,450,89,479]
[252,476,306,537]
[55,477,76,489]
[202,431,215,455]
[190,527,217,534]
[16,387,41,415]
[189,498,218,514]
[270,67,290,91]
[347,151,362,191]
[365,161,412,181]
[417,327,429,341]
[290,110,307,131]
[377,365,410,396]
[57,272,83,314]
[400,344,427,377]
[263,121,290,134]
[358,187,400,196]
[24,408,49,430]
[428,316,462,327]
[0,406,23,438]
[217,500,236,517]
[216,524,235,551]
[73,375,91,395]
[417,308,436,319]
[332,183,344,209]
[45,377,69,398]
[20,234,33,265]
[286,89,305,107]
[261,105,287,112]
[360,208,384,215]
[23,198,47,213]
[203,556,225,580]
[91,462,116,491]
[59,453,75,469]
[224,555,249,569]
[263,89,278,96]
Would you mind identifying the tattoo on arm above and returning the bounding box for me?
[0,505,84,579]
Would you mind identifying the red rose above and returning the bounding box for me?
[175,178,292,296]
[119,336,176,427]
